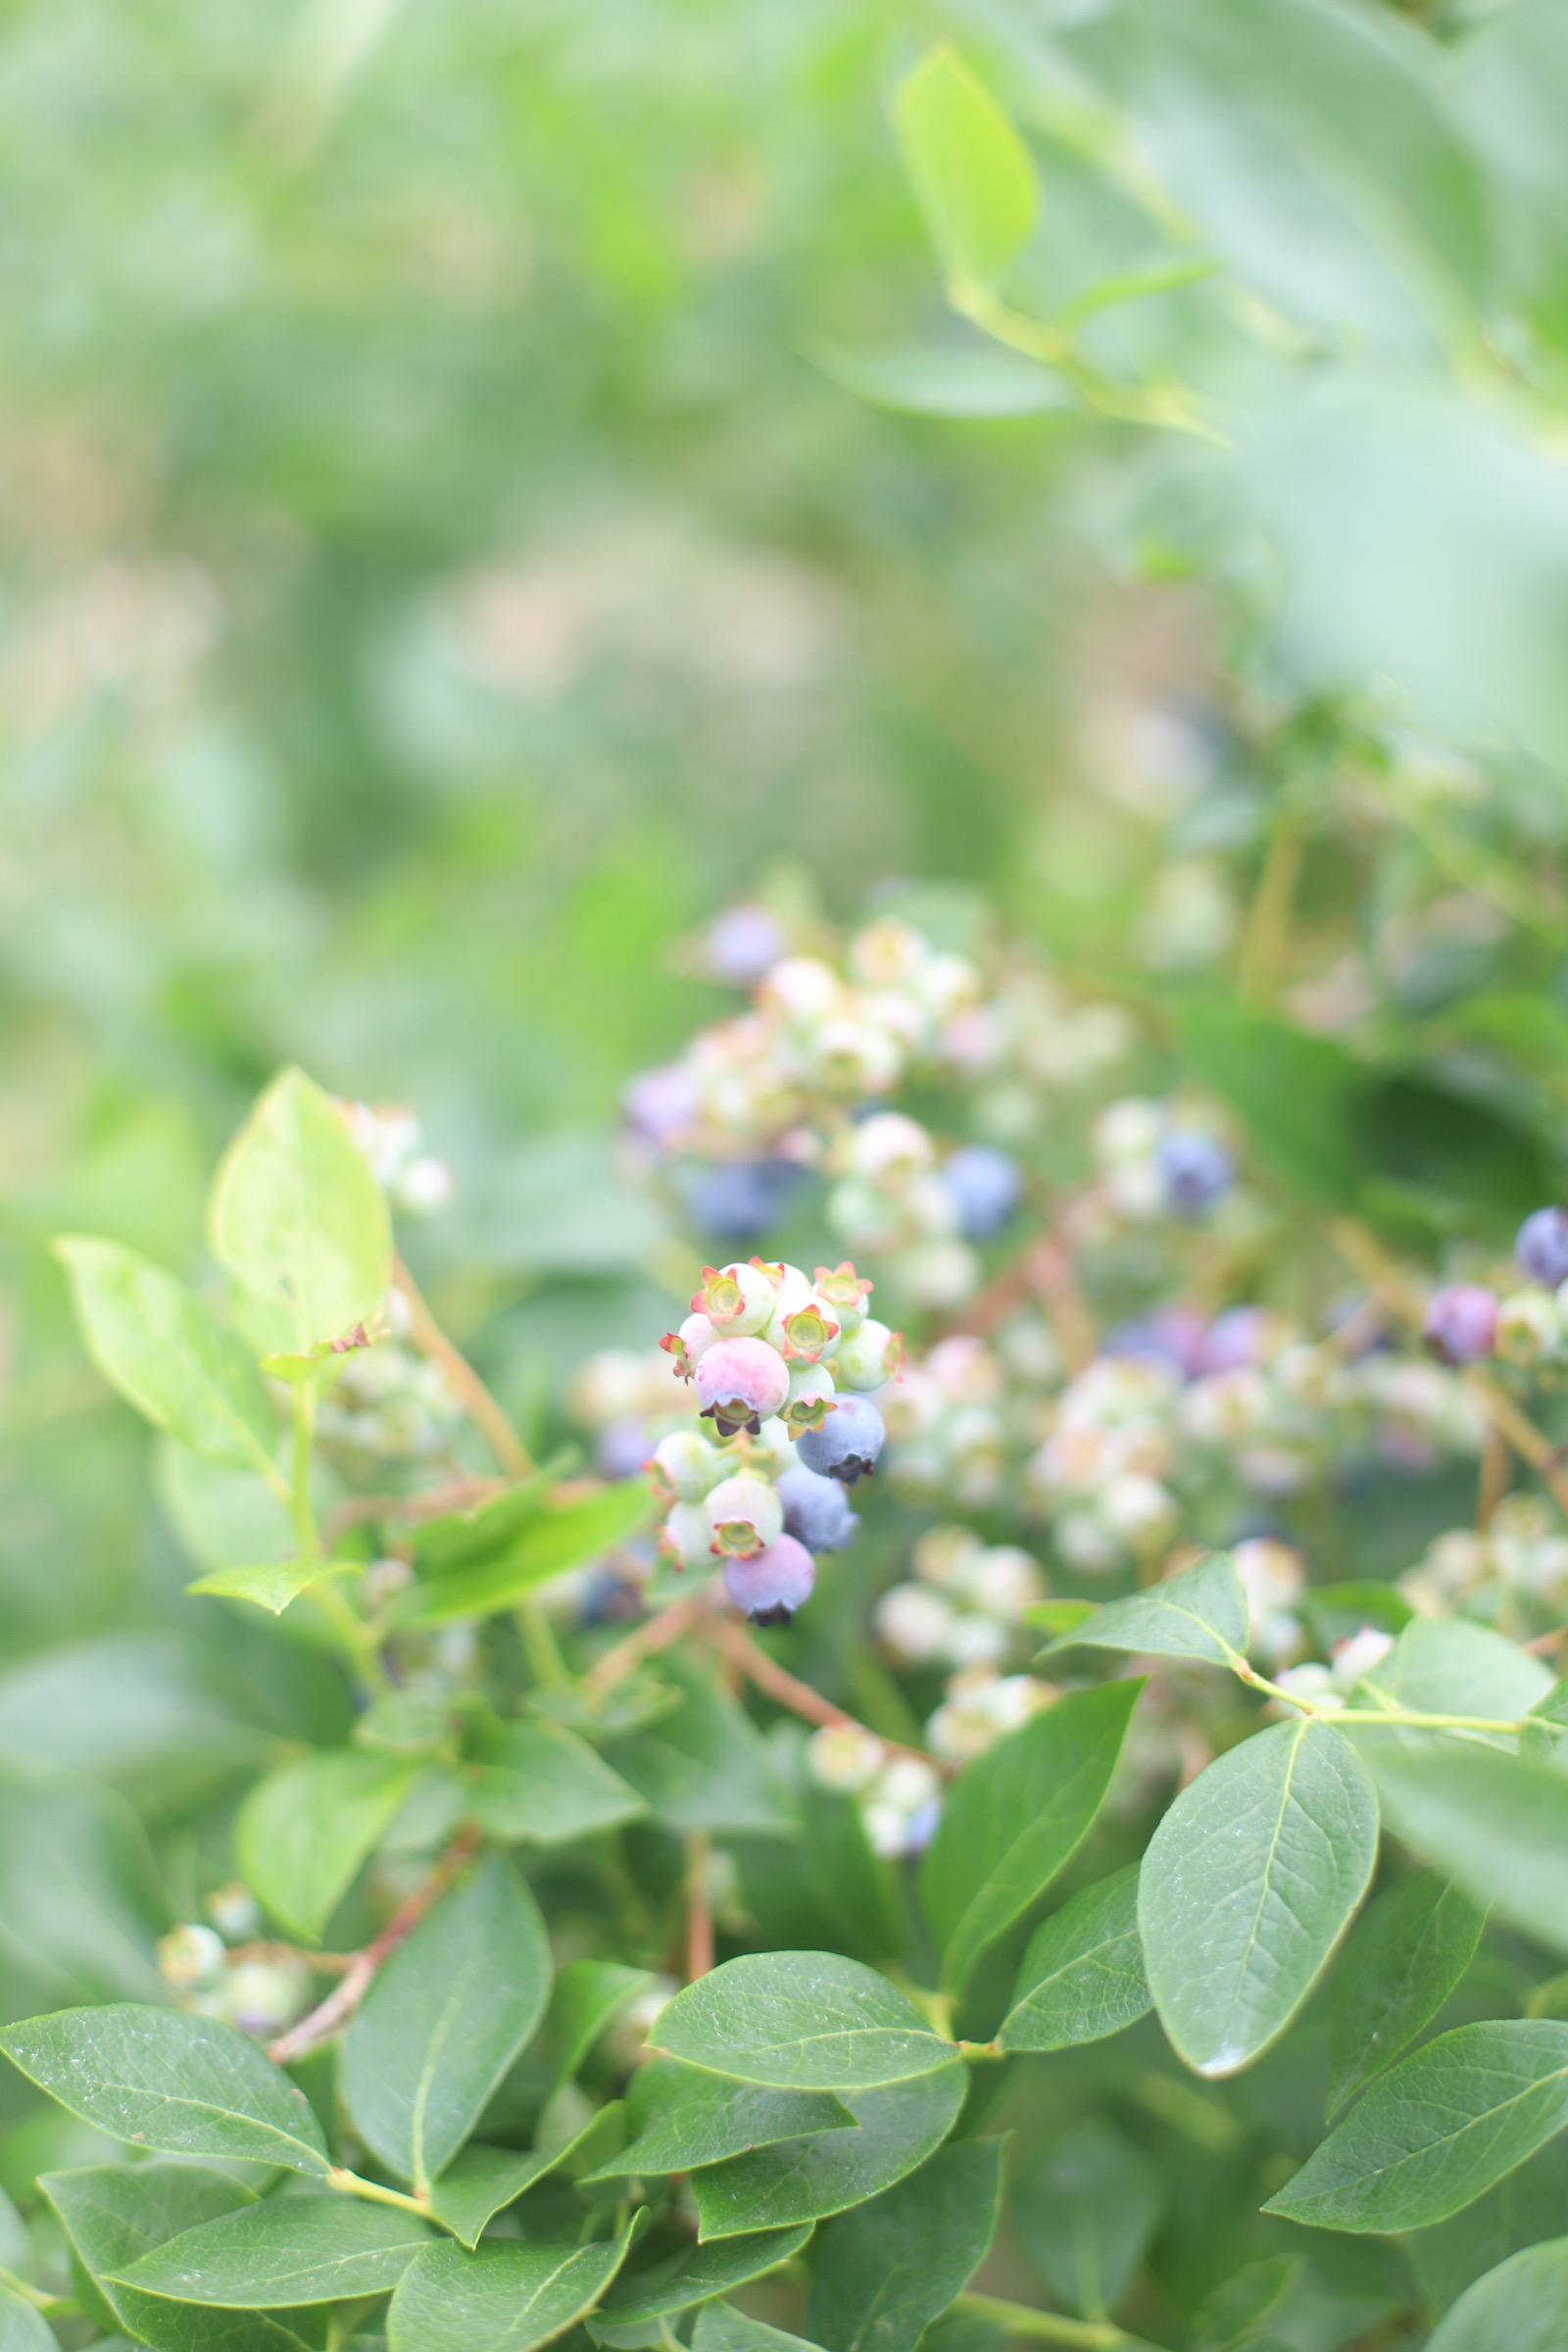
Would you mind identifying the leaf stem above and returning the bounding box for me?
[954,2292,1131,2350]
[394,1251,533,1478]
[328,2167,432,2221]
[516,1596,570,1690]
[1238,1664,1522,1736]
[684,1829,713,1983]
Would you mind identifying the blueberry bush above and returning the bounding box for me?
[10,4,1568,2352]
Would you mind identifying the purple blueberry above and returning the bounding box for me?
[796,1396,885,1486]
[1105,1306,1205,1380]
[723,1534,816,1625]
[595,1418,654,1481]
[687,1159,804,1243]
[695,1336,790,1436]
[623,1064,698,1150]
[1422,1284,1497,1365]
[1516,1207,1568,1289]
[1156,1129,1234,1217]
[942,1145,1023,1241]
[706,904,789,987]
[1199,1306,1269,1375]
[778,1465,860,1553]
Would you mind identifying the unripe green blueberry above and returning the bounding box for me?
[813,1260,872,1336]
[705,1473,785,1557]
[660,1500,715,1569]
[846,1111,933,1190]
[834,1317,903,1393]
[691,1259,776,1338]
[662,1312,718,1381]
[650,1429,724,1502]
[771,1294,841,1364]
[1495,1287,1562,1368]
[782,1363,837,1433]
[750,1416,801,1481]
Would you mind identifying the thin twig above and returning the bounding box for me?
[1477,1419,1511,1532]
[712,1617,955,1777]
[1466,1371,1568,1527]
[684,1830,713,1983]
[953,2291,1132,2351]
[323,1473,506,1546]
[955,1229,1096,1374]
[393,1252,533,1478]
[584,1593,713,1693]
[267,1826,480,2066]
[227,1939,355,1976]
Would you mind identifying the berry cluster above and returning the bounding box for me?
[1423,1204,1568,1367]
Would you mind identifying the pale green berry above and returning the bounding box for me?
[651,1428,724,1502]
[834,1317,903,1392]
[705,1473,784,1558]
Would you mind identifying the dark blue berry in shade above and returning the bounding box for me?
[1516,1206,1568,1288]
[595,1419,653,1481]
[1423,1283,1497,1365]
[623,1063,699,1150]
[723,1534,816,1625]
[687,1158,804,1242]
[1105,1305,1205,1380]
[1156,1129,1234,1216]
[942,1145,1022,1240]
[707,904,788,987]
[778,1465,859,1553]
[797,1396,885,1486]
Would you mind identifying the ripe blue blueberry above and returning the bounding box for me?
[688,1159,804,1242]
[723,1533,816,1625]
[1105,1306,1205,1380]
[1156,1129,1234,1217]
[1422,1283,1497,1365]
[706,904,789,987]
[778,1465,860,1553]
[1516,1206,1568,1289]
[942,1145,1022,1240]
[623,1064,699,1150]
[797,1395,885,1486]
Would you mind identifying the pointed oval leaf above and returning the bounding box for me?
[1407,2137,1568,2320]
[920,1679,1143,1993]
[1355,1731,1568,1954]
[585,2059,856,2182]
[1139,1717,1379,2079]
[1359,1619,1552,1744]
[0,2288,58,2352]
[466,1722,646,1846]
[1037,1556,1248,1669]
[1011,2119,1164,2322]
[655,1952,954,2091]
[210,1066,391,1354]
[188,1557,358,1616]
[602,1659,796,1837]
[341,1850,553,2192]
[1,2009,330,2175]
[893,46,1039,296]
[692,2305,824,2352]
[807,2139,1004,2352]
[389,2222,641,2352]
[391,1483,655,1628]
[1327,1870,1487,2117]
[544,1960,655,2095]
[113,2195,434,2307]
[41,2164,310,2352]
[55,1237,276,1476]
[426,2123,609,2251]
[601,2226,811,2327]
[1266,2020,1568,2231]
[234,1751,417,1940]
[1001,1864,1152,2054]
[1427,2235,1568,2350]
[691,2063,965,2240]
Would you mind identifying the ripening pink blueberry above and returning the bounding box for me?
[1422,1284,1497,1365]
[695,1335,790,1435]
[723,1533,816,1624]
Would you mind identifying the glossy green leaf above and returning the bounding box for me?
[1427,2239,1568,2352]
[425,2130,606,2251]
[55,1236,276,1476]
[187,1556,358,1615]
[1358,1619,1552,1743]
[692,2063,966,2239]
[893,46,1038,296]
[1408,2137,1568,2318]
[0,2288,55,2352]
[544,1960,655,2094]
[388,2221,641,2352]
[691,2305,823,2352]
[0,1782,167,2003]
[817,343,1066,418]
[1011,2120,1163,2322]
[807,2139,1004,2352]
[1327,1870,1487,2117]
[209,1066,391,1354]
[655,1952,955,2091]
[920,1679,1142,1993]
[1139,1717,1379,2078]
[601,2227,811,2327]
[602,1660,796,1837]
[1175,1004,1365,1206]
[113,2194,434,2306]
[1265,2021,1568,2231]
[234,1750,417,1939]
[1355,1732,1568,1955]
[1036,1556,1247,1669]
[1000,1865,1152,2053]
[411,1465,567,1574]
[341,1850,553,2191]
[391,1483,654,1627]
[40,2166,310,2352]
[584,2058,855,2181]
[466,1721,646,1845]
[2,2009,329,2174]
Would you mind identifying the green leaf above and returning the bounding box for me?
[1357,1619,1552,1743]
[600,2227,811,2328]
[1327,1870,1487,2117]
[55,1236,277,1477]
[893,46,1039,297]
[1427,2239,1568,2352]
[655,1952,956,2091]
[1010,2120,1163,2322]
[691,2305,823,2352]
[1299,1582,1413,1651]
[41,2166,310,2352]
[209,1066,392,1354]
[585,2058,856,2181]
[920,1680,1142,1993]
[0,1782,169,2003]
[391,1483,654,1627]
[388,2221,641,2352]
[817,342,1066,419]
[1175,1004,1366,1206]
[234,1750,417,1940]
[466,1721,646,1845]
[0,2288,56,2352]
[412,1465,570,1575]
[544,1960,655,2096]
[426,2124,610,2251]
[1354,1733,1568,1955]
[1408,2138,1568,2318]
[1000,1865,1152,2053]
[1264,2021,1568,2231]
[602,1659,796,1837]
[807,2139,1004,2352]
[1036,1556,1246,1668]
[112,2195,434,2306]
[1139,1717,1379,2078]
[341,1850,552,2192]
[2,2008,330,2174]
[187,1556,359,1616]
[691,2064,965,2239]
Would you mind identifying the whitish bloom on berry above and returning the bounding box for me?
[760,956,842,1026]
[650,1429,723,1503]
[692,1259,778,1337]
[850,918,928,988]
[916,952,982,1020]
[834,1317,904,1393]
[894,1239,980,1308]
[1272,1661,1342,1711]
[1099,1474,1177,1553]
[911,1524,986,1588]
[660,1501,717,1570]
[845,1111,933,1190]
[805,1721,886,1792]
[954,1544,1045,1620]
[723,1533,815,1624]
[813,1260,872,1335]
[1180,1368,1271,1444]
[696,1336,790,1435]
[395,1155,457,1217]
[778,1464,858,1552]
[1234,1538,1306,1662]
[1331,1623,1396,1690]
[797,1395,884,1484]
[874,1582,956,1664]
[772,1295,841,1365]
[811,1016,903,1097]
[1495,1288,1562,1368]
[782,1364,837,1433]
[662,1313,719,1381]
[158,1924,226,1993]
[706,1473,784,1558]
[1094,1098,1164,1165]
[928,1670,1051,1763]
[945,1614,1010,1670]
[1422,1284,1497,1365]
